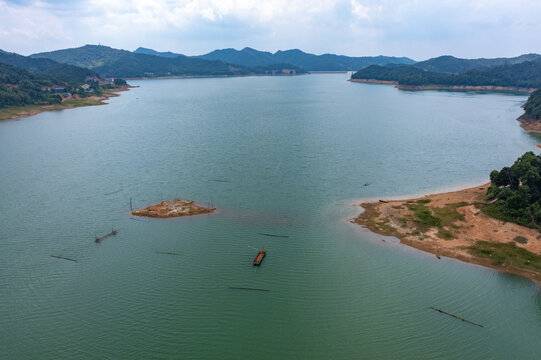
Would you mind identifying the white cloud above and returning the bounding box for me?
[0,0,540,58]
[0,1,69,41]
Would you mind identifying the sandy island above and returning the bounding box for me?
[354,184,541,284]
[0,86,130,122]
[131,199,215,218]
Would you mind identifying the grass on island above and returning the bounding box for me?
[469,241,541,270]
[481,202,541,230]
[405,200,468,239]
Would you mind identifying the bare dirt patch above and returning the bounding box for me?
[131,199,215,218]
[354,184,541,284]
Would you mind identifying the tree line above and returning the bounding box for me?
[524,90,541,119]
[351,61,541,88]
[487,152,541,228]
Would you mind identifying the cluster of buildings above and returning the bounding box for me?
[264,68,297,76]
[40,76,118,94]
[40,85,67,93]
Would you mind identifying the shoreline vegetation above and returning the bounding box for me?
[348,78,536,93]
[353,183,541,285]
[0,86,130,122]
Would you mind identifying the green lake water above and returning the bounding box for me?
[1,74,541,359]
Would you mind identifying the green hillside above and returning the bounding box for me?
[0,62,63,108]
[0,49,97,85]
[524,90,541,120]
[32,45,252,78]
[352,60,541,88]
[413,54,541,73]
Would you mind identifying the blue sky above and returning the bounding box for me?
[1,0,540,60]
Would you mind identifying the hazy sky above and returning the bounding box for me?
[1,0,540,60]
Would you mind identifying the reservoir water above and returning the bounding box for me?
[1,74,541,359]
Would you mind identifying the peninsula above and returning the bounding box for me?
[0,86,129,122]
[131,199,215,218]
[350,56,541,94]
[354,152,541,284]
[0,50,131,121]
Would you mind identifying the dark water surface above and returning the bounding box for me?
[1,75,541,359]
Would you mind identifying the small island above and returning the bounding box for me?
[131,199,215,218]
[354,152,541,284]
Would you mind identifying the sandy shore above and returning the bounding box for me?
[0,87,130,122]
[353,184,541,284]
[131,199,215,218]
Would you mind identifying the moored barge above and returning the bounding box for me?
[253,249,266,266]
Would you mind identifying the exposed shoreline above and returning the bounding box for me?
[396,84,537,93]
[348,78,398,85]
[349,78,536,93]
[125,73,309,81]
[353,183,541,285]
[517,113,541,134]
[0,86,131,122]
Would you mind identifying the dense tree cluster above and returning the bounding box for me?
[0,63,63,108]
[486,152,541,228]
[412,54,541,74]
[524,90,541,119]
[0,49,97,85]
[0,50,127,108]
[352,61,541,88]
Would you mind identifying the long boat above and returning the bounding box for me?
[253,249,266,266]
[95,229,118,243]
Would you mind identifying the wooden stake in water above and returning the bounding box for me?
[429,307,484,328]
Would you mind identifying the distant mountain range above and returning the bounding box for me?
[34,44,415,78]
[0,43,538,89]
[31,45,253,78]
[134,46,415,71]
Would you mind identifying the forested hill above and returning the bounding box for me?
[524,90,541,120]
[0,48,105,108]
[0,49,97,85]
[0,62,65,108]
[31,45,254,78]
[351,60,541,88]
[195,47,415,71]
[487,152,541,228]
[413,54,541,74]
